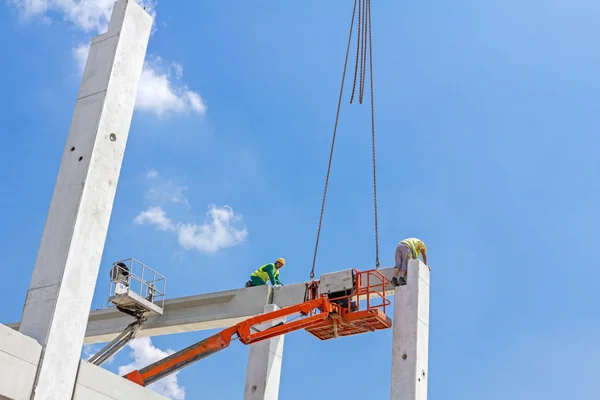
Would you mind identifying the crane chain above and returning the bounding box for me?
[365,0,381,269]
[351,0,380,269]
[310,0,380,281]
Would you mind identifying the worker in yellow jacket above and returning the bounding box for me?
[245,258,286,288]
[391,238,427,286]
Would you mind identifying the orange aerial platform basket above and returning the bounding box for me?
[304,268,392,340]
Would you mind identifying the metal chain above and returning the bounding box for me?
[310,0,381,279]
[309,0,359,280]
[366,0,380,268]
[349,0,380,268]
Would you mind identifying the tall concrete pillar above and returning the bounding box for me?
[18,1,152,398]
[390,259,431,400]
[244,304,285,400]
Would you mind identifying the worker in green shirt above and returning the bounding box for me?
[391,238,428,286]
[245,258,286,288]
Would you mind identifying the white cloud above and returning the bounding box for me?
[135,58,207,117]
[171,62,183,79]
[10,0,156,33]
[135,206,175,231]
[145,171,190,209]
[81,344,99,361]
[185,91,207,114]
[118,338,185,400]
[177,205,248,253]
[136,171,246,253]
[135,205,247,254]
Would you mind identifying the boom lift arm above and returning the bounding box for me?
[123,268,392,388]
[123,297,337,387]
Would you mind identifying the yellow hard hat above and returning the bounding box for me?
[276,258,285,265]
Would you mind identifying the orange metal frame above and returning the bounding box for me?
[123,269,392,387]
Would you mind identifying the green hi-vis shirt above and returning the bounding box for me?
[251,263,282,286]
[401,238,427,259]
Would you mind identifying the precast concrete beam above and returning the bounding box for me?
[0,324,42,400]
[7,267,399,344]
[10,285,272,344]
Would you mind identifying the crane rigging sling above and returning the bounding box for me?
[310,0,380,281]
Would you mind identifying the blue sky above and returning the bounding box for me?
[1,0,600,398]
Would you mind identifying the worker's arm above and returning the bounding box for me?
[421,250,428,266]
[275,275,283,286]
[264,264,278,286]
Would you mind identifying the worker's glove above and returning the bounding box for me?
[273,284,282,288]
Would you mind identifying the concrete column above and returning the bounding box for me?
[390,259,431,400]
[244,304,285,400]
[18,1,152,398]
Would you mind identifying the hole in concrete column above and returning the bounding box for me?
[78,156,83,162]
[251,385,257,393]
[70,146,75,152]
[109,133,117,142]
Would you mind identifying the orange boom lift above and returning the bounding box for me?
[123,269,392,387]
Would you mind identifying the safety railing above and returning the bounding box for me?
[353,268,390,313]
[302,268,390,317]
[108,258,166,311]
[323,269,390,315]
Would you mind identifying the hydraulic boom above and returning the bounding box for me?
[123,268,392,388]
[123,297,336,386]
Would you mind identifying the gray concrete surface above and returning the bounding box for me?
[73,360,168,400]
[16,1,152,398]
[0,323,167,400]
[0,324,41,400]
[390,260,430,400]
[244,304,285,400]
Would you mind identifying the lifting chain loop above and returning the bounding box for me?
[310,0,380,281]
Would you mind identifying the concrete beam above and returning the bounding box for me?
[0,324,41,400]
[7,267,398,344]
[8,285,271,344]
[73,360,168,400]
[17,2,152,398]
[390,260,430,400]
[0,323,167,400]
[85,285,272,344]
[244,304,285,400]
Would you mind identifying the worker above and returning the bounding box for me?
[245,258,285,288]
[391,238,427,286]
[110,262,130,286]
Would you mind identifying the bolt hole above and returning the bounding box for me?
[109,133,117,142]
[70,147,75,152]
[78,156,83,162]
[251,385,257,393]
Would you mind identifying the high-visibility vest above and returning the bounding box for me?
[401,238,426,259]
[251,264,279,283]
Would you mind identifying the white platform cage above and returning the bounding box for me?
[107,258,166,316]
